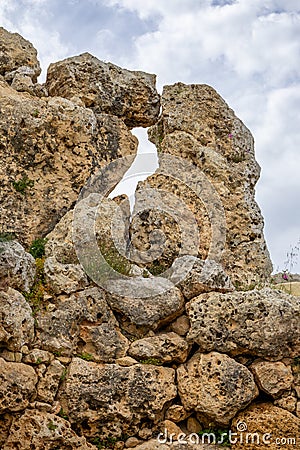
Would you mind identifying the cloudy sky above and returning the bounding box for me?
[1,0,299,272]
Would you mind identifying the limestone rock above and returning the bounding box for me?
[0,80,137,245]
[251,360,293,397]
[165,404,190,423]
[170,315,190,336]
[106,278,184,329]
[23,348,54,365]
[59,357,177,438]
[129,332,189,364]
[169,256,234,299]
[163,420,182,439]
[0,241,36,292]
[186,288,300,357]
[0,288,34,351]
[0,27,41,81]
[146,83,272,285]
[134,438,229,449]
[3,409,96,449]
[44,256,88,294]
[36,287,129,361]
[0,357,37,412]
[45,52,160,127]
[37,359,65,403]
[274,392,297,412]
[177,352,258,425]
[231,402,300,450]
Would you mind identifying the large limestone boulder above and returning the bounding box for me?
[231,402,300,450]
[133,83,272,285]
[186,288,300,357]
[0,240,36,292]
[0,288,34,351]
[3,409,96,450]
[0,358,37,412]
[177,352,258,425]
[0,80,137,246]
[59,357,177,438]
[0,27,41,82]
[45,52,160,127]
[36,287,129,360]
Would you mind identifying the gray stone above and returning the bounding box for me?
[0,241,36,292]
[0,288,34,351]
[129,332,189,363]
[186,288,300,357]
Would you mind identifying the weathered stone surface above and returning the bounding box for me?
[134,439,229,449]
[169,256,234,299]
[36,287,129,361]
[170,315,190,336]
[0,357,37,412]
[59,357,177,438]
[146,83,272,285]
[274,392,297,412]
[251,360,293,397]
[45,52,160,127]
[177,352,258,425]
[0,241,36,292]
[186,288,300,357]
[129,332,189,363]
[3,409,96,450]
[0,288,34,351]
[37,359,65,403]
[0,27,41,81]
[231,402,300,450]
[0,80,137,245]
[165,404,190,423]
[23,348,54,365]
[44,256,88,294]
[106,279,184,329]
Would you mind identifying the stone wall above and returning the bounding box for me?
[0,28,299,450]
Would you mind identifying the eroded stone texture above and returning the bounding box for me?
[0,241,36,292]
[59,357,177,438]
[186,288,300,357]
[3,409,96,450]
[44,257,88,294]
[45,53,160,127]
[0,27,41,81]
[106,279,184,329]
[0,288,34,351]
[0,357,37,412]
[129,332,189,363]
[251,360,293,397]
[37,359,65,403]
[169,256,234,299]
[35,287,129,360]
[144,83,272,285]
[177,352,258,425]
[0,80,137,246]
[231,402,300,450]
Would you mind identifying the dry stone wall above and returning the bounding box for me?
[0,28,299,450]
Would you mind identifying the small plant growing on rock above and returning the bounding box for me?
[47,421,57,431]
[12,175,34,195]
[23,257,46,316]
[58,408,69,420]
[140,358,163,366]
[92,436,118,449]
[29,238,47,259]
[198,428,231,447]
[78,352,94,361]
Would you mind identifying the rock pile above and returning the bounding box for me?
[0,28,299,450]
